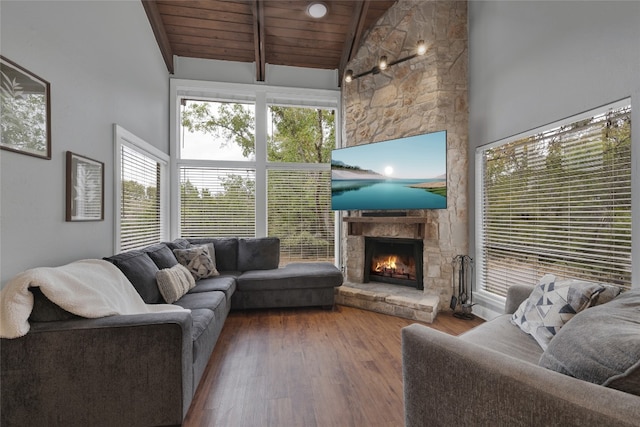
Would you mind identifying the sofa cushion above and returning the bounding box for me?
[189,308,217,365]
[461,314,544,365]
[237,237,280,271]
[539,290,640,396]
[174,290,226,312]
[188,238,238,272]
[156,264,196,304]
[28,288,80,322]
[164,238,191,251]
[188,275,237,299]
[104,251,162,304]
[511,274,606,350]
[173,246,219,280]
[144,243,178,270]
[237,262,342,291]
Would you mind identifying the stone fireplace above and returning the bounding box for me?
[336,216,442,323]
[337,0,469,323]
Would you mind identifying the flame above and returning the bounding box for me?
[374,256,397,272]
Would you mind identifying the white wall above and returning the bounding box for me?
[0,0,169,285]
[468,0,640,317]
[174,57,340,90]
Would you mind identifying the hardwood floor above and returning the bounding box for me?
[183,305,484,427]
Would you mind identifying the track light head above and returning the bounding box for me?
[345,70,353,83]
[416,40,427,55]
[378,56,388,71]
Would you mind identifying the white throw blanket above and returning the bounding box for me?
[0,259,187,339]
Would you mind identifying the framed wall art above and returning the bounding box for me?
[66,151,104,221]
[0,56,51,159]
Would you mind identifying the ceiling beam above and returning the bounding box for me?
[141,0,174,74]
[252,0,266,81]
[339,0,370,82]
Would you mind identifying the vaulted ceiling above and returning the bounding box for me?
[142,0,397,81]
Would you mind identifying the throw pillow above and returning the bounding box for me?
[156,264,196,304]
[591,284,622,306]
[511,274,606,350]
[539,290,640,396]
[173,245,219,280]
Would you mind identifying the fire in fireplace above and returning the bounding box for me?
[372,255,416,281]
[364,237,423,289]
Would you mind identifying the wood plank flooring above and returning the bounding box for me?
[183,305,484,427]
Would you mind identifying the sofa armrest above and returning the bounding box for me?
[1,311,193,427]
[504,284,534,314]
[402,324,640,427]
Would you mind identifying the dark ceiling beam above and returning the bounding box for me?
[339,0,370,82]
[252,0,266,81]
[141,0,174,74]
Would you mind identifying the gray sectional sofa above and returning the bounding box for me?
[402,283,640,427]
[1,237,343,427]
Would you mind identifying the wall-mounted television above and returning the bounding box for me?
[331,130,447,211]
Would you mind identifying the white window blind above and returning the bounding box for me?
[479,103,632,296]
[119,145,163,251]
[180,167,256,238]
[267,169,334,264]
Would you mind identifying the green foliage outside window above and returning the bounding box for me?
[482,105,632,294]
[179,101,336,263]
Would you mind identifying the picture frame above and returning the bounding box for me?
[66,151,104,221]
[0,56,51,159]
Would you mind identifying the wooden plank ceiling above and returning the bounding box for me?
[142,0,396,81]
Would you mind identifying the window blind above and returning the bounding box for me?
[180,167,256,238]
[120,145,162,251]
[479,104,632,296]
[267,169,334,264]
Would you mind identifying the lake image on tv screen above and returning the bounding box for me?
[331,131,447,210]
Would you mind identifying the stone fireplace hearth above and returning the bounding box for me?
[335,216,441,323]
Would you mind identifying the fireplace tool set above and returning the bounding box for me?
[450,255,475,319]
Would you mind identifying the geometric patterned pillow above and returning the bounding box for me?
[155,264,196,304]
[511,274,606,350]
[173,245,219,281]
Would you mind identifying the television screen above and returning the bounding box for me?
[331,130,447,210]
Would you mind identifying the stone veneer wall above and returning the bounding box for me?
[341,0,468,308]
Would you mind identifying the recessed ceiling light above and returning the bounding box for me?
[307,2,328,19]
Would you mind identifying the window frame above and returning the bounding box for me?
[474,99,633,314]
[113,124,170,253]
[170,79,341,263]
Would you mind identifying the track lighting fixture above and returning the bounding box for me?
[345,40,428,83]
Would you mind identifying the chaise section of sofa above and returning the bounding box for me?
[234,262,344,309]
[185,237,344,310]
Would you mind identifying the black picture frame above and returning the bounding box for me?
[0,56,51,159]
[66,151,104,221]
